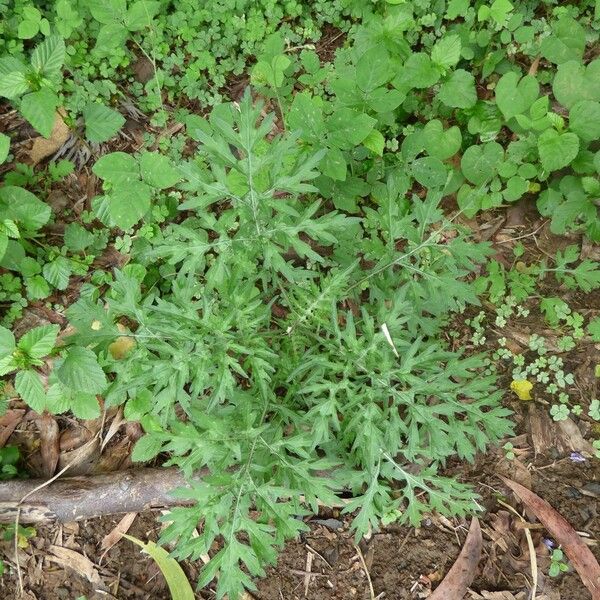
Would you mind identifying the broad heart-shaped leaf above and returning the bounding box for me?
[569,100,600,144]
[540,16,586,65]
[0,133,9,164]
[356,45,392,92]
[321,147,347,181]
[0,186,51,231]
[43,256,72,290]
[92,152,139,184]
[106,182,152,230]
[139,152,181,189]
[18,324,59,359]
[15,370,46,413]
[251,55,290,88]
[537,130,579,172]
[362,129,385,156]
[88,0,126,23]
[461,142,504,185]
[19,89,59,138]
[553,59,600,109]
[401,52,441,89]
[410,157,447,188]
[123,535,194,600]
[31,35,66,77]
[327,109,376,150]
[0,325,15,357]
[95,23,129,53]
[56,346,107,395]
[437,69,477,109]
[125,1,161,31]
[423,120,462,160]
[495,72,539,120]
[431,34,461,70]
[83,103,125,142]
[288,92,325,142]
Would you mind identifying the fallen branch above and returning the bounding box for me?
[0,468,192,523]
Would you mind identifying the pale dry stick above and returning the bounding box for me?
[305,543,333,569]
[494,220,549,244]
[354,543,376,600]
[498,499,538,599]
[303,551,313,597]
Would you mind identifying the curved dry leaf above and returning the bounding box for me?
[500,476,600,599]
[100,511,137,562]
[429,518,482,600]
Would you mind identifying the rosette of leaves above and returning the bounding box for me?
[61,93,511,599]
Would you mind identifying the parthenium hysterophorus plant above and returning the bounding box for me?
[63,93,511,599]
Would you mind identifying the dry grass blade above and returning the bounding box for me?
[500,476,600,599]
[429,518,482,600]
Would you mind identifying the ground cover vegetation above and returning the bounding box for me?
[0,0,599,598]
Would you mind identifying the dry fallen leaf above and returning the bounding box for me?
[0,409,26,447]
[29,110,70,165]
[48,545,103,586]
[429,518,482,600]
[100,512,137,562]
[501,476,600,599]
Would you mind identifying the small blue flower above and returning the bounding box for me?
[570,452,586,463]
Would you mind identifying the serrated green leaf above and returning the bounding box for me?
[431,34,461,70]
[64,223,96,252]
[131,434,163,462]
[31,36,66,77]
[0,133,10,164]
[18,324,59,359]
[56,346,107,394]
[0,186,51,231]
[0,71,30,99]
[19,89,59,138]
[43,256,72,290]
[0,326,15,357]
[71,392,101,420]
[83,103,125,142]
[15,370,46,412]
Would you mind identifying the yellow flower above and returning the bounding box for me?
[510,379,533,401]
